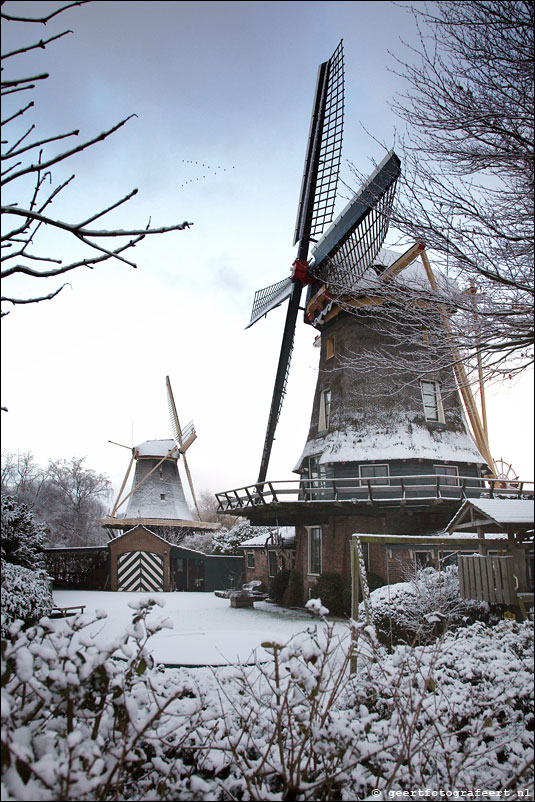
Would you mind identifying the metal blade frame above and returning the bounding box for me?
[309,150,401,291]
[246,277,293,329]
[294,40,344,247]
[257,42,345,484]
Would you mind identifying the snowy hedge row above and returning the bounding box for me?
[1,563,53,636]
[2,600,532,800]
[362,565,492,646]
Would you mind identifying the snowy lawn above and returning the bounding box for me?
[52,590,349,666]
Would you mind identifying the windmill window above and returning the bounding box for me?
[160,493,166,500]
[420,380,445,423]
[246,552,255,569]
[268,550,278,578]
[318,389,331,431]
[434,464,459,487]
[308,527,322,575]
[326,336,335,359]
[359,464,390,486]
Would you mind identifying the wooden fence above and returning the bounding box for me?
[458,555,517,605]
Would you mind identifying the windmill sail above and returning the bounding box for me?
[246,277,293,329]
[166,376,201,520]
[257,41,345,484]
[309,150,401,291]
[294,40,345,246]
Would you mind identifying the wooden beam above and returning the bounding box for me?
[380,242,425,282]
[110,451,135,518]
[112,447,178,515]
[420,249,495,474]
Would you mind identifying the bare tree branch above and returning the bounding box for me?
[346,1,533,387]
[1,1,193,313]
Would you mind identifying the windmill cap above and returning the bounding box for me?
[134,439,179,459]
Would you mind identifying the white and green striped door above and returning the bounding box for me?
[117,551,164,592]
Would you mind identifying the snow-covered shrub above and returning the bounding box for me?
[212,521,272,555]
[1,563,52,635]
[210,622,363,800]
[1,493,46,569]
[364,565,491,647]
[1,601,533,800]
[1,599,209,801]
[342,619,534,799]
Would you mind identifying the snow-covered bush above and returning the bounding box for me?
[208,619,534,800]
[1,563,52,636]
[1,493,46,569]
[343,619,534,799]
[2,599,532,800]
[364,565,491,647]
[212,521,272,555]
[1,599,209,801]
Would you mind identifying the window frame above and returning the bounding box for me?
[246,551,255,569]
[359,464,390,486]
[318,389,331,432]
[307,526,322,576]
[433,464,459,487]
[420,380,445,424]
[326,336,335,360]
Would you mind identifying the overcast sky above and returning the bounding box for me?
[2,0,533,508]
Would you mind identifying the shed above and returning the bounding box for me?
[108,524,242,592]
[445,499,534,615]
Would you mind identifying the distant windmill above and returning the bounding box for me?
[102,377,213,537]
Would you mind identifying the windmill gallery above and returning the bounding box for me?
[45,42,533,606]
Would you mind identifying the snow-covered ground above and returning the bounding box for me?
[53,590,349,666]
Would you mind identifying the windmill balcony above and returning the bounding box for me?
[216,475,534,516]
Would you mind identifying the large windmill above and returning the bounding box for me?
[223,40,492,521]
[101,377,216,538]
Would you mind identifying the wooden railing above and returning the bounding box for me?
[216,475,533,513]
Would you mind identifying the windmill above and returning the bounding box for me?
[248,41,401,483]
[245,40,492,499]
[101,377,213,536]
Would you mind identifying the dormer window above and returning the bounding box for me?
[421,380,445,424]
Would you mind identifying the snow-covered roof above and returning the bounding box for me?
[352,532,508,542]
[110,524,173,546]
[295,414,484,470]
[447,499,534,532]
[241,527,296,549]
[134,440,178,459]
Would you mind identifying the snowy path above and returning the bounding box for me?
[53,590,350,666]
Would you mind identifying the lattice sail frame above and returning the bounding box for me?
[309,150,401,293]
[246,277,293,329]
[299,40,345,242]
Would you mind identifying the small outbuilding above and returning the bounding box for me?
[108,525,242,593]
